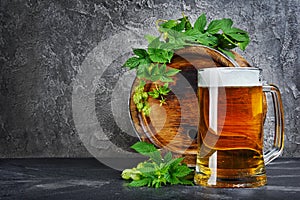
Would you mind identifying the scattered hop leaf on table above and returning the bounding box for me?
[121,141,194,188]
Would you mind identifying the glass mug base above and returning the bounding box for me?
[194,172,267,188]
[194,157,267,188]
[194,149,267,188]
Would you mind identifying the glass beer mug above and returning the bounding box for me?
[194,67,284,188]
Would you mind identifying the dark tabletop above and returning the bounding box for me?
[0,158,300,200]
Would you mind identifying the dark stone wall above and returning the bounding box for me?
[0,0,299,158]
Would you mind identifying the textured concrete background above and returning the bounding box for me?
[0,0,299,158]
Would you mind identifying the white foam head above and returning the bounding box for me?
[198,67,262,87]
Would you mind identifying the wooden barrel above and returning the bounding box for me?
[129,45,263,166]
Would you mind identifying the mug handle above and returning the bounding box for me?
[262,84,284,165]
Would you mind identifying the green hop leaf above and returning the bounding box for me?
[206,19,223,34]
[165,67,180,76]
[133,49,149,58]
[124,57,140,69]
[194,13,207,33]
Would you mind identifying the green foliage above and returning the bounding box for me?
[124,48,152,70]
[133,64,179,115]
[121,142,194,188]
[148,83,171,106]
[155,13,250,58]
[124,13,250,115]
[194,14,207,33]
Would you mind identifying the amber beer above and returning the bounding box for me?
[195,68,267,187]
